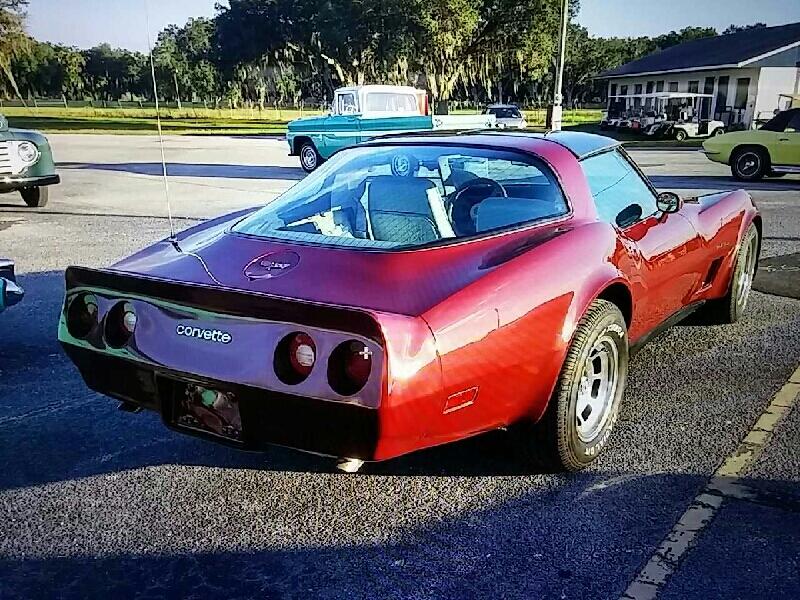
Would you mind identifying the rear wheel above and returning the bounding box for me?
[674,129,688,142]
[695,223,760,325]
[20,186,49,207]
[515,300,629,472]
[298,141,321,173]
[711,127,725,137]
[731,147,768,181]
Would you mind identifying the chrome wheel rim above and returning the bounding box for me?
[736,152,760,178]
[736,233,758,311]
[300,146,317,170]
[576,334,619,443]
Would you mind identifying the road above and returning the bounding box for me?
[0,135,799,599]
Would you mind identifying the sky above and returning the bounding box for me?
[23,0,800,52]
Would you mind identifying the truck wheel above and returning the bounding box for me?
[20,186,49,208]
[514,300,629,472]
[731,147,768,181]
[299,141,321,173]
[674,129,688,142]
[695,223,759,325]
[711,127,725,137]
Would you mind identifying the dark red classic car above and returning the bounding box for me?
[58,132,760,471]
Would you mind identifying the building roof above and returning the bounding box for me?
[601,22,800,78]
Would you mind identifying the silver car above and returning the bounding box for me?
[485,104,527,129]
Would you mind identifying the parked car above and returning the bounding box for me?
[0,114,60,207]
[0,259,24,313]
[703,108,800,180]
[484,104,527,129]
[287,85,495,172]
[59,132,760,472]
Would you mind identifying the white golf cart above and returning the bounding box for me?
[643,93,725,141]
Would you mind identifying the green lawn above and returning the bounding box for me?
[2,106,700,146]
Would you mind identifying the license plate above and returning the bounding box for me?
[175,383,242,442]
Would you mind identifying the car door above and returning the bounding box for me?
[320,114,361,157]
[771,110,800,168]
[581,149,704,335]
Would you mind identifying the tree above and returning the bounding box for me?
[723,23,767,35]
[0,0,30,101]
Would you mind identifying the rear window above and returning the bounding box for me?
[233,145,568,249]
[364,93,418,113]
[487,107,522,119]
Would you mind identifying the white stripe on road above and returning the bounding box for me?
[621,365,800,600]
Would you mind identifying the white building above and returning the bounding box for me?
[600,22,800,128]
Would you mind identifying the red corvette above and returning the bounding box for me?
[58,132,760,471]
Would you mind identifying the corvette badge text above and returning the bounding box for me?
[176,324,232,344]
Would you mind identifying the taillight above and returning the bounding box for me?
[65,293,98,339]
[105,301,137,348]
[275,332,316,384]
[328,340,372,396]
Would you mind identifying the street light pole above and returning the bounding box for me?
[547,0,570,131]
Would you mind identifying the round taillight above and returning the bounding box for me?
[105,301,137,348]
[328,340,372,396]
[66,293,99,339]
[275,332,316,385]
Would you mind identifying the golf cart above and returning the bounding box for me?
[642,93,726,141]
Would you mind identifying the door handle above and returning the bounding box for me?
[779,138,790,142]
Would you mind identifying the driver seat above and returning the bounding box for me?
[367,176,440,245]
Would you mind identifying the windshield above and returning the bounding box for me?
[760,109,798,132]
[233,145,568,249]
[487,107,522,119]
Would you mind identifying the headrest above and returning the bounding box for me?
[368,176,436,214]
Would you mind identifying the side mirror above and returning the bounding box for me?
[657,191,682,214]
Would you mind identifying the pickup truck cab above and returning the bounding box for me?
[287,85,495,172]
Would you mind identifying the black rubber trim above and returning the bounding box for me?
[630,301,704,356]
[65,266,385,344]
[62,345,380,460]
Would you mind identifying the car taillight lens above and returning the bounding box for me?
[65,293,98,339]
[105,301,137,348]
[275,332,315,384]
[328,340,372,396]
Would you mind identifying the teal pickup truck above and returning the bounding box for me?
[287,85,495,172]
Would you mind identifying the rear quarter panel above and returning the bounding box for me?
[418,222,627,447]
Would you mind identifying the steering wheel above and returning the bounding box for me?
[449,177,507,236]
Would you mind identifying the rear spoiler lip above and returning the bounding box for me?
[64,266,386,344]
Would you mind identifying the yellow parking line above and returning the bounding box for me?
[621,365,800,600]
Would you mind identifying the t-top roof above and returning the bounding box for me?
[601,21,800,78]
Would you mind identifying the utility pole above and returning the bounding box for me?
[547,0,570,131]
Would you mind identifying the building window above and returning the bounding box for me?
[610,83,617,98]
[688,81,699,94]
[701,77,715,119]
[668,82,679,92]
[734,78,750,109]
[634,84,643,95]
[634,97,642,108]
[646,81,654,94]
[656,81,665,93]
[620,85,628,96]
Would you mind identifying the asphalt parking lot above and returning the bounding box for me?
[1,135,799,599]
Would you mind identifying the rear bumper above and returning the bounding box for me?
[0,174,60,192]
[62,345,381,460]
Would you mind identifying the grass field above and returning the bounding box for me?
[2,105,604,135]
[1,105,698,145]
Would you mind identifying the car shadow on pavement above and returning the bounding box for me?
[57,161,305,181]
[650,175,800,191]
[0,470,798,599]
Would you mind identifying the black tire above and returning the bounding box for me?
[694,223,760,325]
[674,129,688,142]
[514,300,629,472]
[20,186,49,207]
[298,140,321,173]
[711,128,725,137]
[731,147,768,181]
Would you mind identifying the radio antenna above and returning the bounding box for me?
[144,0,176,241]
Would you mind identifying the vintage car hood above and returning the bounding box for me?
[287,115,328,132]
[111,210,569,316]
